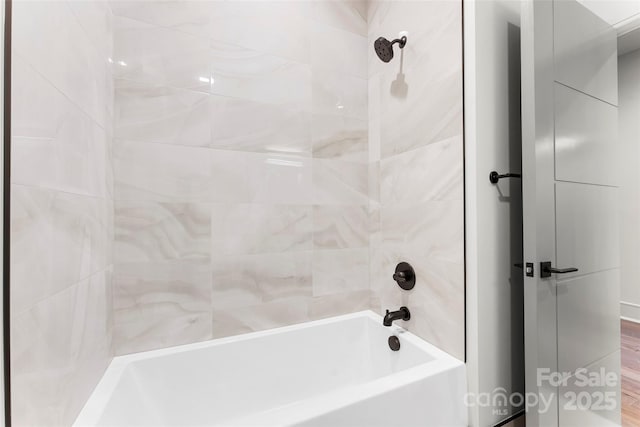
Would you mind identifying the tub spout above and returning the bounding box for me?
[383,307,410,326]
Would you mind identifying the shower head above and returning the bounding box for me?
[374,35,407,63]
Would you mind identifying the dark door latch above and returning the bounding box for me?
[489,171,521,184]
[540,261,578,278]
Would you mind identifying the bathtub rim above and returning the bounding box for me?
[74,310,464,426]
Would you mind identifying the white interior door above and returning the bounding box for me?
[521,0,620,426]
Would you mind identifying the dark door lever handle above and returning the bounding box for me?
[540,261,578,278]
[489,171,521,184]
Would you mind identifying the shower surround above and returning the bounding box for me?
[111,0,371,355]
[10,0,464,425]
[10,1,115,425]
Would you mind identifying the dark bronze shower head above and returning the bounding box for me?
[374,35,407,63]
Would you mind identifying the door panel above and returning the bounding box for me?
[557,269,620,373]
[558,350,621,427]
[554,83,619,187]
[556,182,620,277]
[553,0,618,105]
[522,0,620,425]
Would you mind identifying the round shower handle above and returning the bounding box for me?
[393,262,415,290]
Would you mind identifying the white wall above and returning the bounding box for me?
[465,1,525,425]
[619,48,640,322]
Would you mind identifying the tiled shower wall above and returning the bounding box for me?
[10,1,114,425]
[9,1,464,422]
[367,0,465,360]
[110,1,371,355]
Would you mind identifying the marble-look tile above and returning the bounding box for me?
[380,136,463,204]
[11,269,112,426]
[209,149,258,203]
[211,251,312,309]
[378,59,462,158]
[368,161,381,206]
[67,0,113,55]
[105,129,115,200]
[11,186,110,315]
[247,153,314,205]
[313,205,368,249]
[210,41,312,110]
[115,79,210,146]
[12,59,109,198]
[367,0,460,78]
[367,0,464,361]
[380,199,464,265]
[308,290,371,320]
[369,1,463,158]
[211,297,311,339]
[113,16,211,92]
[113,261,212,355]
[313,159,368,205]
[115,200,211,263]
[210,96,312,155]
[114,139,212,203]
[208,4,310,63]
[312,67,367,120]
[310,24,367,79]
[312,114,367,162]
[13,0,110,128]
[311,0,367,36]
[368,73,382,163]
[110,0,211,37]
[370,251,465,360]
[312,248,369,296]
[211,204,312,256]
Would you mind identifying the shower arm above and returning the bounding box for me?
[391,36,407,49]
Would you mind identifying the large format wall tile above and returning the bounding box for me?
[110,0,211,37]
[211,251,313,308]
[312,67,367,120]
[208,3,310,64]
[310,25,367,79]
[368,0,464,360]
[12,269,112,426]
[12,58,109,198]
[115,79,210,146]
[312,114,368,162]
[115,200,211,263]
[379,136,463,204]
[113,16,211,92]
[211,297,312,339]
[114,139,212,203]
[313,159,368,205]
[11,0,114,424]
[113,261,212,355]
[312,248,369,296]
[248,153,314,205]
[211,204,312,256]
[13,0,110,128]
[311,1,367,37]
[210,95,312,155]
[313,205,369,249]
[11,186,110,315]
[380,199,464,265]
[369,0,462,158]
[210,41,312,110]
[109,0,463,368]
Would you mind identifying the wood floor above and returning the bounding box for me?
[622,320,640,426]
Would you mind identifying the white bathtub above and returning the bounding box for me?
[74,311,467,427]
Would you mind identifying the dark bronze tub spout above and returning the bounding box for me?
[383,307,411,327]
